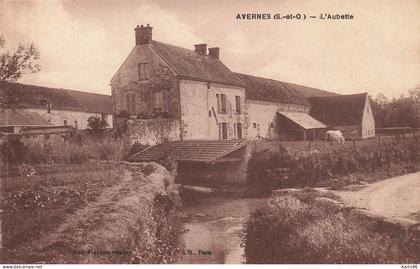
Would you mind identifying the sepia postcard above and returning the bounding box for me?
[0,0,419,268]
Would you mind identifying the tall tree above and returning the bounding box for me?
[0,35,40,82]
[371,90,420,128]
[0,35,40,107]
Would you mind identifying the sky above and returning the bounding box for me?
[0,0,419,98]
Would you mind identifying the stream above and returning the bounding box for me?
[176,196,268,264]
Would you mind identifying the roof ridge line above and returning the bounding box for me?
[2,81,110,97]
[152,40,197,54]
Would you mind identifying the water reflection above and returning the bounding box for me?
[177,196,268,264]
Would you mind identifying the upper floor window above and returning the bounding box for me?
[126,92,136,114]
[152,90,163,112]
[217,93,227,113]
[64,120,67,126]
[138,63,148,81]
[235,96,241,114]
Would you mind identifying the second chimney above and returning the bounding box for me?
[135,24,153,45]
[194,44,207,55]
[208,47,220,59]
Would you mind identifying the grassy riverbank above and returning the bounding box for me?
[1,161,181,264]
[244,189,420,263]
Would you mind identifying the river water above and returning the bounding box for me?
[176,196,268,264]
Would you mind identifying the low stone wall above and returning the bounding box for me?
[127,118,180,145]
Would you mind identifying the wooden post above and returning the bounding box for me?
[353,139,356,149]
[378,134,381,145]
[308,141,311,151]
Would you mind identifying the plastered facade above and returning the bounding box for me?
[179,79,246,140]
[245,100,310,140]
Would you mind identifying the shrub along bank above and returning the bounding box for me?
[244,190,420,263]
[247,140,420,192]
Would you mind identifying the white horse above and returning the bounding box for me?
[326,130,345,144]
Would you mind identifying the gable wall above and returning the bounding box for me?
[111,45,180,125]
[361,96,376,138]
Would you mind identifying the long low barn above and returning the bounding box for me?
[0,81,113,130]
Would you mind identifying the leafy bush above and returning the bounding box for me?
[0,137,27,164]
[247,141,420,190]
[87,116,108,137]
[21,138,130,165]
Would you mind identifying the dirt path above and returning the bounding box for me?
[333,171,420,223]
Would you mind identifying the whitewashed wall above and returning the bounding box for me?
[179,79,246,140]
[18,108,113,129]
[245,100,309,140]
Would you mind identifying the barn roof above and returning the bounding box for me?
[234,73,310,105]
[292,86,337,97]
[151,41,244,87]
[0,81,112,114]
[0,109,52,127]
[129,139,248,163]
[278,111,327,129]
[308,93,368,126]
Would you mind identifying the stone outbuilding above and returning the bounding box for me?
[308,93,375,139]
[0,81,113,130]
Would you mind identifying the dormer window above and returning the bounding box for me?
[138,63,148,81]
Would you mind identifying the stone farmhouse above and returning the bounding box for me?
[112,24,365,144]
[118,24,376,188]
[0,81,113,132]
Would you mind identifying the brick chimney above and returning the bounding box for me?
[135,24,152,45]
[194,44,207,55]
[208,47,220,59]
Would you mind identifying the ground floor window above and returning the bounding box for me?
[234,122,242,139]
[152,90,164,112]
[219,122,228,139]
[125,92,136,114]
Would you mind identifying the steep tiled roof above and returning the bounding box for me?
[308,93,368,126]
[129,139,248,163]
[278,111,327,129]
[234,73,310,105]
[0,109,52,127]
[151,41,244,87]
[0,81,112,114]
[292,86,337,97]
[66,91,113,114]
